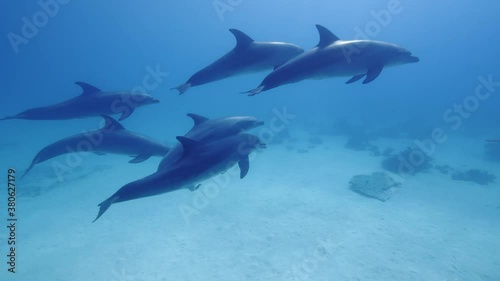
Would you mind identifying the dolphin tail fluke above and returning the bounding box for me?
[171,83,191,95]
[93,196,118,222]
[0,116,16,121]
[21,164,35,179]
[241,85,265,96]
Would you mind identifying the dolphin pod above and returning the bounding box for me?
[22,116,170,178]
[4,25,421,222]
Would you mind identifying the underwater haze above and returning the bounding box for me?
[1,0,499,280]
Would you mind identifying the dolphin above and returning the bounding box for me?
[157,113,264,170]
[1,82,159,121]
[22,115,169,178]
[171,29,304,95]
[245,25,420,95]
[93,133,266,222]
[487,140,500,142]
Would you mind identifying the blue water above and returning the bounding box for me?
[1,1,499,280]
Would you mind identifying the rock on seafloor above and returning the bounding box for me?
[349,172,401,202]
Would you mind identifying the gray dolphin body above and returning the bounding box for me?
[1,82,159,121]
[93,133,265,222]
[157,113,264,170]
[171,29,304,95]
[22,116,169,177]
[245,25,420,95]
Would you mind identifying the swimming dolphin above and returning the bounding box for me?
[22,115,169,178]
[171,29,304,95]
[1,82,159,121]
[157,113,264,170]
[244,25,420,95]
[487,140,500,142]
[93,133,266,222]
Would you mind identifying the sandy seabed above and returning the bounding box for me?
[1,134,499,281]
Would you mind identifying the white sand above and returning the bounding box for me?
[1,134,499,281]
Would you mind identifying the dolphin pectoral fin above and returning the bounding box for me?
[93,196,118,222]
[171,83,191,95]
[93,151,106,156]
[188,184,201,192]
[238,156,250,179]
[75,81,102,95]
[242,85,264,96]
[363,66,384,84]
[119,109,134,121]
[346,74,366,84]
[129,155,151,163]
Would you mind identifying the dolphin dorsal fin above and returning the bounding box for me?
[101,115,124,131]
[315,25,340,47]
[229,29,254,48]
[176,136,204,157]
[187,113,209,126]
[75,81,102,95]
